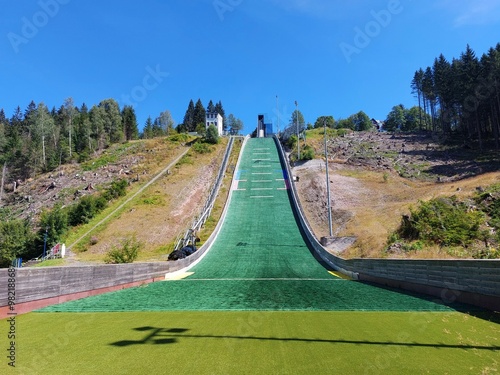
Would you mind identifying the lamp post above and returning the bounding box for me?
[324,119,333,237]
[295,101,300,161]
[276,95,279,139]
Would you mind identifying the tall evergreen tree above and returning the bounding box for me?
[214,101,226,131]
[459,44,482,149]
[121,106,139,140]
[143,116,153,139]
[433,55,453,133]
[207,100,216,113]
[411,69,425,130]
[152,118,164,137]
[74,103,92,155]
[193,99,206,132]
[183,99,195,132]
[23,101,37,138]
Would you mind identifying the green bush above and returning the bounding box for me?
[69,195,107,226]
[337,129,350,137]
[176,154,194,166]
[205,124,219,144]
[192,142,213,154]
[397,197,485,247]
[0,219,35,267]
[474,184,500,241]
[169,133,189,143]
[104,237,141,264]
[287,135,298,150]
[103,179,128,201]
[38,205,68,249]
[301,145,315,160]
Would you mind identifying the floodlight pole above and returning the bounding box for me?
[324,119,333,237]
[276,95,280,139]
[295,101,300,161]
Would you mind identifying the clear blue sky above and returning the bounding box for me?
[2,0,500,135]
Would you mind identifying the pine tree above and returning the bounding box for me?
[183,100,195,132]
[459,44,482,149]
[411,69,425,130]
[152,118,164,137]
[121,106,139,140]
[422,67,437,132]
[207,100,216,113]
[214,101,226,131]
[143,116,153,139]
[74,103,92,155]
[193,99,206,132]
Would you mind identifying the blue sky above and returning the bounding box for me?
[1,0,500,135]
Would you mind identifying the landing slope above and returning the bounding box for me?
[39,138,470,312]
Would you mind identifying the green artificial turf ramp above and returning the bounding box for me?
[38,138,477,313]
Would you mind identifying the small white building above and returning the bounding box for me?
[206,112,223,136]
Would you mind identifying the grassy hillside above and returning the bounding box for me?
[0,134,238,266]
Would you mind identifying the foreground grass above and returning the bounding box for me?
[2,311,498,374]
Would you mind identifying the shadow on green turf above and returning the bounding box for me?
[110,325,500,351]
[357,280,493,316]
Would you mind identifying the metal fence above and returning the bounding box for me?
[173,136,236,251]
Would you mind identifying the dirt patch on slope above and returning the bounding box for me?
[294,131,500,259]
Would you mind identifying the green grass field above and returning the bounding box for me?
[2,138,499,374]
[2,311,499,374]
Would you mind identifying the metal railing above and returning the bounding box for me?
[173,136,236,252]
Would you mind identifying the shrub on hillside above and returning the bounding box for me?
[68,195,107,226]
[301,145,315,160]
[103,179,128,201]
[105,237,142,264]
[192,142,213,154]
[37,205,68,249]
[0,219,35,267]
[169,133,189,143]
[397,196,485,247]
[205,124,219,145]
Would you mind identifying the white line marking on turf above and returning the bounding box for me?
[179,278,342,281]
[251,188,273,190]
[252,173,272,175]
[252,180,272,183]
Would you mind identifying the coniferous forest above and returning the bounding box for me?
[407,43,500,149]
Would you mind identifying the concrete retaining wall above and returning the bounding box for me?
[274,136,500,311]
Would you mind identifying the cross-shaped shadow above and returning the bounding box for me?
[111,327,189,347]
